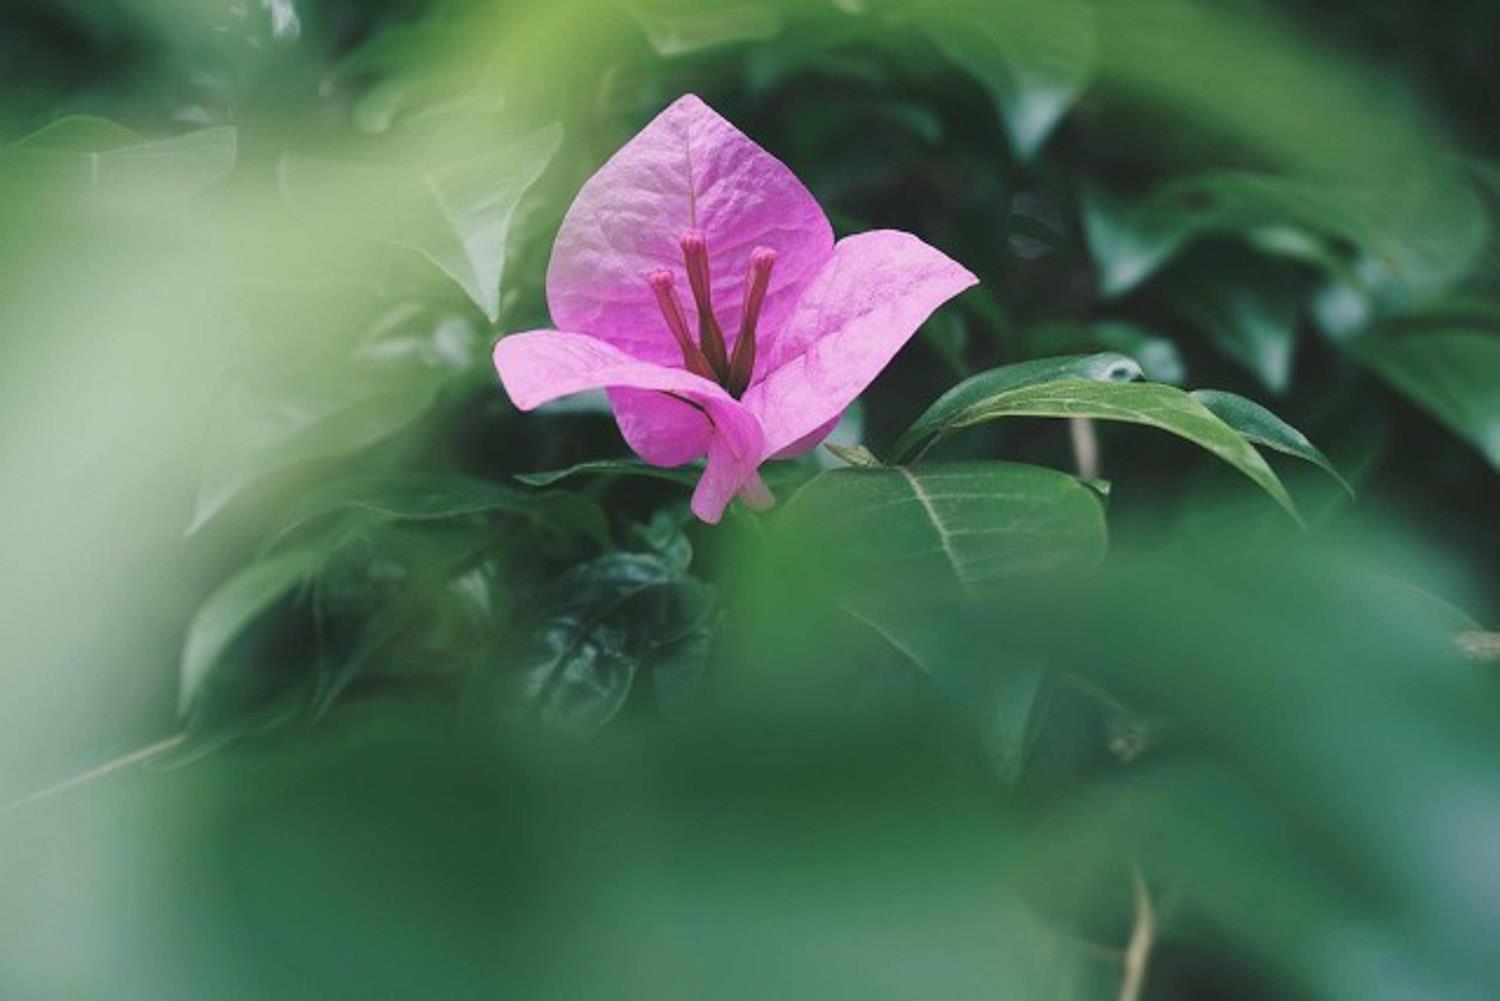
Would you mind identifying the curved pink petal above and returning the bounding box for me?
[743,231,978,458]
[769,413,842,460]
[494,330,763,522]
[608,388,711,467]
[546,94,834,367]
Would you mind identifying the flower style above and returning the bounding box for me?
[494,94,977,522]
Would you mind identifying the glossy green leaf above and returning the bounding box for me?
[891,352,1142,462]
[279,122,561,320]
[1192,389,1353,495]
[785,462,1109,593]
[499,554,716,736]
[1352,329,1500,468]
[903,378,1302,522]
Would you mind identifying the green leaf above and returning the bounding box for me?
[823,443,883,469]
[13,120,237,201]
[923,0,1094,160]
[785,462,1109,593]
[891,352,1142,462]
[279,122,561,320]
[1352,329,1500,468]
[903,378,1302,523]
[1192,390,1353,496]
[1167,254,1306,393]
[262,474,609,555]
[516,459,700,488]
[179,547,329,716]
[499,554,717,736]
[1084,168,1487,300]
[14,114,142,151]
[189,375,440,534]
[785,461,1107,783]
[630,1,783,56]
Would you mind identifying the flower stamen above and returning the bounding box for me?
[647,270,716,379]
[680,230,730,379]
[726,247,776,398]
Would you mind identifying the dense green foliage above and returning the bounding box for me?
[1,1,1497,998]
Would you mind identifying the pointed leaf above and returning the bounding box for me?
[892,352,1142,462]
[903,378,1302,523]
[1192,389,1353,495]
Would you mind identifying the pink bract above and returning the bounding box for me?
[493,94,977,523]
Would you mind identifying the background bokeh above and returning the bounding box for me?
[1,1,1497,998]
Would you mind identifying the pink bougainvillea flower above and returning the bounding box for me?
[494,94,977,523]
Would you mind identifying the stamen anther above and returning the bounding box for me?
[680,229,730,378]
[726,247,777,397]
[647,269,715,379]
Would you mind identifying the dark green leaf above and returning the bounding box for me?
[785,461,1109,593]
[891,352,1142,462]
[262,473,609,554]
[1192,389,1353,495]
[903,378,1302,522]
[1084,168,1487,300]
[497,554,716,736]
[179,546,329,716]
[516,459,700,488]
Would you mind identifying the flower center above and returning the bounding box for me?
[646,230,777,398]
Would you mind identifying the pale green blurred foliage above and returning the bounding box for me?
[1,1,1497,999]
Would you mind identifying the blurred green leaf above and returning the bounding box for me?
[12,119,237,201]
[785,460,1109,783]
[190,375,441,534]
[1169,263,1302,393]
[263,473,609,555]
[1192,389,1352,496]
[1352,328,1500,468]
[178,546,326,716]
[892,352,1142,462]
[279,122,561,320]
[923,0,1094,160]
[630,1,783,56]
[1084,169,1487,301]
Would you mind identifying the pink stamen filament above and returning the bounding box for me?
[680,230,730,378]
[726,247,777,398]
[647,270,715,380]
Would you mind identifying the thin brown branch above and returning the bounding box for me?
[2,733,185,817]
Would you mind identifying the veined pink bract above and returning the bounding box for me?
[494,94,977,522]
